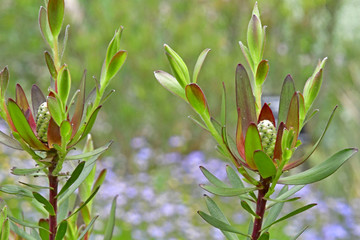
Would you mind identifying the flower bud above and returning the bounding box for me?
[257,120,276,158]
[36,102,51,142]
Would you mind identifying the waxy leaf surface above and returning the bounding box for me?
[278,75,295,128]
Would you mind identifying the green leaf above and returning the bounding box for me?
[239,41,254,73]
[263,185,289,227]
[244,123,262,169]
[226,166,244,188]
[0,66,9,101]
[200,166,228,188]
[38,7,54,47]
[19,182,51,190]
[204,196,239,240]
[258,232,270,240]
[193,48,210,83]
[38,219,49,240]
[8,216,49,232]
[254,150,276,178]
[1,218,9,240]
[262,204,316,231]
[291,226,309,240]
[55,221,67,240]
[47,96,63,126]
[267,185,304,208]
[33,192,55,216]
[255,60,269,86]
[103,196,118,240]
[67,187,99,219]
[200,185,256,197]
[164,44,190,84]
[44,51,57,79]
[58,66,71,106]
[154,70,186,100]
[198,211,250,237]
[47,0,64,37]
[0,130,22,150]
[286,92,300,147]
[278,75,295,128]
[57,162,85,198]
[80,205,91,225]
[61,24,70,60]
[79,134,96,204]
[236,64,257,133]
[11,167,45,176]
[77,215,98,240]
[247,13,263,65]
[10,222,37,240]
[220,83,226,127]
[303,67,324,112]
[7,99,48,150]
[185,83,209,116]
[104,50,127,86]
[0,206,7,235]
[105,27,123,67]
[92,169,107,193]
[241,200,259,218]
[60,120,72,146]
[280,148,358,185]
[0,184,33,198]
[66,141,112,160]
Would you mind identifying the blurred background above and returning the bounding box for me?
[0,0,359,239]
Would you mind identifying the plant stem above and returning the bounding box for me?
[251,177,270,240]
[48,160,58,240]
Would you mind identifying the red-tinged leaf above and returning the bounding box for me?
[255,60,269,86]
[38,7,54,47]
[298,93,305,129]
[185,83,209,115]
[278,75,295,128]
[258,103,275,126]
[47,0,64,37]
[0,66,9,98]
[247,14,263,64]
[16,84,37,133]
[236,64,257,133]
[253,150,277,178]
[44,51,57,79]
[193,48,211,83]
[31,85,46,120]
[47,118,61,148]
[7,99,48,150]
[239,41,255,73]
[286,92,300,147]
[244,123,262,169]
[154,70,186,100]
[236,108,246,160]
[71,70,86,136]
[104,50,127,85]
[273,122,285,161]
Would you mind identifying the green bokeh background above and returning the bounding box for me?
[0,0,359,228]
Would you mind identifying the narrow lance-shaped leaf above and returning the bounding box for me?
[77,216,98,240]
[1,218,10,240]
[57,161,85,198]
[154,70,186,101]
[31,85,46,120]
[47,0,64,38]
[226,166,245,188]
[33,192,55,216]
[103,196,118,240]
[105,27,123,67]
[0,130,22,150]
[185,83,209,116]
[220,82,226,126]
[38,7,54,47]
[47,95,63,126]
[241,200,260,218]
[200,166,228,188]
[279,148,358,185]
[286,92,300,147]
[71,70,86,136]
[58,66,71,107]
[44,52,57,79]
[278,75,295,128]
[244,123,262,169]
[193,48,211,83]
[239,41,254,73]
[236,108,246,160]
[164,44,190,84]
[61,24,70,60]
[55,221,67,240]
[303,69,323,112]
[66,187,100,219]
[200,184,256,197]
[247,14,263,65]
[0,66,9,98]
[236,64,257,133]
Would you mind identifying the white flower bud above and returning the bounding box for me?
[257,120,276,158]
[36,102,51,142]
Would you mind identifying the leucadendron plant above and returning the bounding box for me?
[0,0,126,239]
[154,3,357,240]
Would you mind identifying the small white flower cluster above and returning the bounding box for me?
[36,102,51,142]
[257,120,276,158]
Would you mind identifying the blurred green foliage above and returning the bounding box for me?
[0,0,359,196]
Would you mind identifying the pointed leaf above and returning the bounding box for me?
[226,166,245,188]
[291,226,309,240]
[258,232,269,240]
[55,221,67,240]
[8,216,49,232]
[303,68,324,112]
[0,131,22,149]
[298,93,305,129]
[154,70,186,100]
[71,70,86,136]
[253,150,276,178]
[286,92,300,147]
[200,184,256,197]
[77,216,98,240]
[193,48,210,83]
[247,14,263,64]
[92,169,107,192]
[104,50,127,85]
[255,60,269,86]
[220,82,226,126]
[244,123,262,169]
[58,66,71,106]
[236,64,257,133]
[164,44,190,84]
[11,167,44,176]
[236,108,246,160]
[103,196,118,240]
[165,52,187,88]
[47,118,61,148]
[267,185,304,208]
[44,52,57,79]
[47,0,64,37]
[57,162,85,198]
[273,122,285,161]
[66,141,112,160]
[105,27,123,67]
[7,99,48,150]
[278,75,295,128]
[263,186,288,227]
[31,85,46,120]
[198,211,250,237]
[258,103,275,126]
[67,187,99,219]
[280,148,357,185]
[185,83,209,115]
[33,192,55,216]
[239,41,254,73]
[38,7,54,47]
[262,204,316,231]
[16,84,37,133]
[61,24,70,60]
[1,218,9,240]
[200,166,228,188]
[205,196,239,240]
[0,66,9,98]
[241,200,260,218]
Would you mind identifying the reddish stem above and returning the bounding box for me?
[251,177,270,240]
[48,164,58,240]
